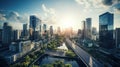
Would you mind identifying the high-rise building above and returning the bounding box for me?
[30,15,40,31]
[81,21,86,39]
[43,24,47,32]
[29,15,41,40]
[0,29,2,42]
[99,12,114,49]
[57,27,61,35]
[22,24,29,39]
[39,25,42,34]
[23,24,28,36]
[77,29,82,39]
[50,26,53,36]
[92,27,97,40]
[13,30,20,41]
[2,22,13,46]
[86,18,92,39]
[115,28,120,48]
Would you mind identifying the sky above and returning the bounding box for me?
[0,0,120,31]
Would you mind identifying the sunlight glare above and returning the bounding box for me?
[59,15,76,29]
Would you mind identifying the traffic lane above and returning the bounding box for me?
[66,38,103,67]
[73,43,102,67]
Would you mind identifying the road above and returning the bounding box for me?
[66,38,104,67]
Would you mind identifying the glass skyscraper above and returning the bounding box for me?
[29,15,41,40]
[99,12,114,49]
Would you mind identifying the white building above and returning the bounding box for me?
[3,40,34,64]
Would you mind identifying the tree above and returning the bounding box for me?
[25,55,30,62]
[65,64,72,67]
[66,50,76,57]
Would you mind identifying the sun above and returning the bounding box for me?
[59,15,76,29]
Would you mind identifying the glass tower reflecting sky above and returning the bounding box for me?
[99,12,114,49]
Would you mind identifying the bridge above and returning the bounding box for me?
[65,38,104,67]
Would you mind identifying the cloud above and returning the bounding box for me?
[102,0,120,6]
[0,10,28,29]
[75,0,103,8]
[0,10,28,23]
[75,0,84,5]
[113,3,120,13]
[5,11,20,22]
[42,4,57,24]
[102,0,113,6]
[0,14,6,21]
[101,0,120,13]
[75,0,120,13]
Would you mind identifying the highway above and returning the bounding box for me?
[66,38,104,67]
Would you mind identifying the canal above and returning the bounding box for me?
[33,42,86,67]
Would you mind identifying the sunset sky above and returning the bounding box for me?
[0,0,120,31]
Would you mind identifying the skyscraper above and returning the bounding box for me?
[2,22,13,46]
[23,24,28,36]
[29,15,41,40]
[0,29,2,42]
[82,21,86,39]
[30,15,40,31]
[92,27,97,40]
[13,30,19,41]
[50,26,53,36]
[86,18,92,39]
[57,27,61,35]
[77,29,82,39]
[115,28,120,48]
[22,24,28,39]
[43,24,47,32]
[99,12,114,49]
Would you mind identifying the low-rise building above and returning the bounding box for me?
[1,40,34,64]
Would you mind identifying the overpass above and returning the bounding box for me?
[65,38,104,67]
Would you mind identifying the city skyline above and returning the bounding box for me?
[0,0,120,67]
[0,0,120,31]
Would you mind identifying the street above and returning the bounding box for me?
[66,38,104,67]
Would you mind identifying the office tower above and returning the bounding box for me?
[23,24,28,36]
[92,27,97,40]
[29,28,33,40]
[81,21,86,39]
[86,18,92,39]
[77,29,82,39]
[50,26,53,36]
[0,29,2,42]
[43,24,47,32]
[57,27,61,35]
[115,28,120,48]
[99,12,114,49]
[30,15,40,31]
[22,24,29,39]
[78,29,82,35]
[2,22,13,46]
[13,30,19,41]
[40,25,42,34]
[29,15,41,40]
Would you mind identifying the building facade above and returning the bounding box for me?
[2,22,13,46]
[99,12,114,49]
[43,24,47,33]
[86,18,92,39]
[13,30,19,41]
[29,15,41,40]
[50,26,53,36]
[115,28,120,48]
[0,29,2,42]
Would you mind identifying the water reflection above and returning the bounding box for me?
[39,56,79,67]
